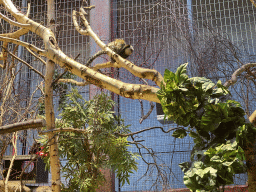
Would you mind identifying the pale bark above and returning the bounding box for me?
[4,132,17,192]
[45,0,61,191]
[0,0,162,103]
[0,119,46,134]
[57,79,89,86]
[224,63,256,88]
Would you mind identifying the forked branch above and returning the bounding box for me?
[0,0,162,103]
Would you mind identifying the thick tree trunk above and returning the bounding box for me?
[45,0,61,191]
[244,145,256,192]
[247,111,256,192]
[45,59,61,191]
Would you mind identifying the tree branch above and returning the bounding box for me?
[224,63,256,87]
[92,61,120,70]
[51,53,80,86]
[25,47,46,65]
[5,132,18,192]
[0,0,161,103]
[0,12,30,28]
[115,126,182,137]
[57,79,89,86]
[3,47,45,79]
[139,101,155,124]
[0,36,45,55]
[73,10,165,88]
[0,119,46,134]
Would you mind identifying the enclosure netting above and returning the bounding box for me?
[0,0,256,191]
[111,0,255,191]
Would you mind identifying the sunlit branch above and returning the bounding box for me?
[26,47,46,65]
[73,10,165,87]
[92,61,120,70]
[0,36,46,55]
[58,79,89,86]
[0,12,30,28]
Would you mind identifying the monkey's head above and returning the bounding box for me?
[118,44,134,59]
[123,45,134,58]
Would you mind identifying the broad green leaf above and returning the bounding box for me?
[164,69,177,83]
[175,63,188,84]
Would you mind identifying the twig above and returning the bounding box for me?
[26,47,46,65]
[139,100,155,124]
[5,132,18,192]
[115,126,182,137]
[2,47,45,79]
[0,36,45,55]
[139,78,155,123]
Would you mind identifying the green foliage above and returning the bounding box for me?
[39,89,138,192]
[38,70,76,115]
[180,141,246,191]
[158,63,256,191]
[236,123,256,150]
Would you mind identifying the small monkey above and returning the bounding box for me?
[85,39,134,67]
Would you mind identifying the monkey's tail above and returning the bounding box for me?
[85,50,107,67]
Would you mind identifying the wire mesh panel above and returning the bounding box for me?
[0,0,90,187]
[191,0,256,186]
[112,0,256,191]
[1,0,256,191]
[112,0,193,191]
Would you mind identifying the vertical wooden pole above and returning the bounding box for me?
[45,0,61,191]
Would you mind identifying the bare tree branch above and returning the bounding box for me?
[92,61,120,70]
[52,53,80,86]
[3,47,45,79]
[115,126,182,137]
[224,63,256,87]
[25,47,46,65]
[0,36,45,55]
[139,101,155,124]
[0,119,46,134]
[5,132,18,192]
[0,12,30,28]
[58,79,89,86]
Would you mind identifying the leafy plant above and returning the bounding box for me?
[180,141,246,191]
[158,63,256,191]
[39,89,138,192]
